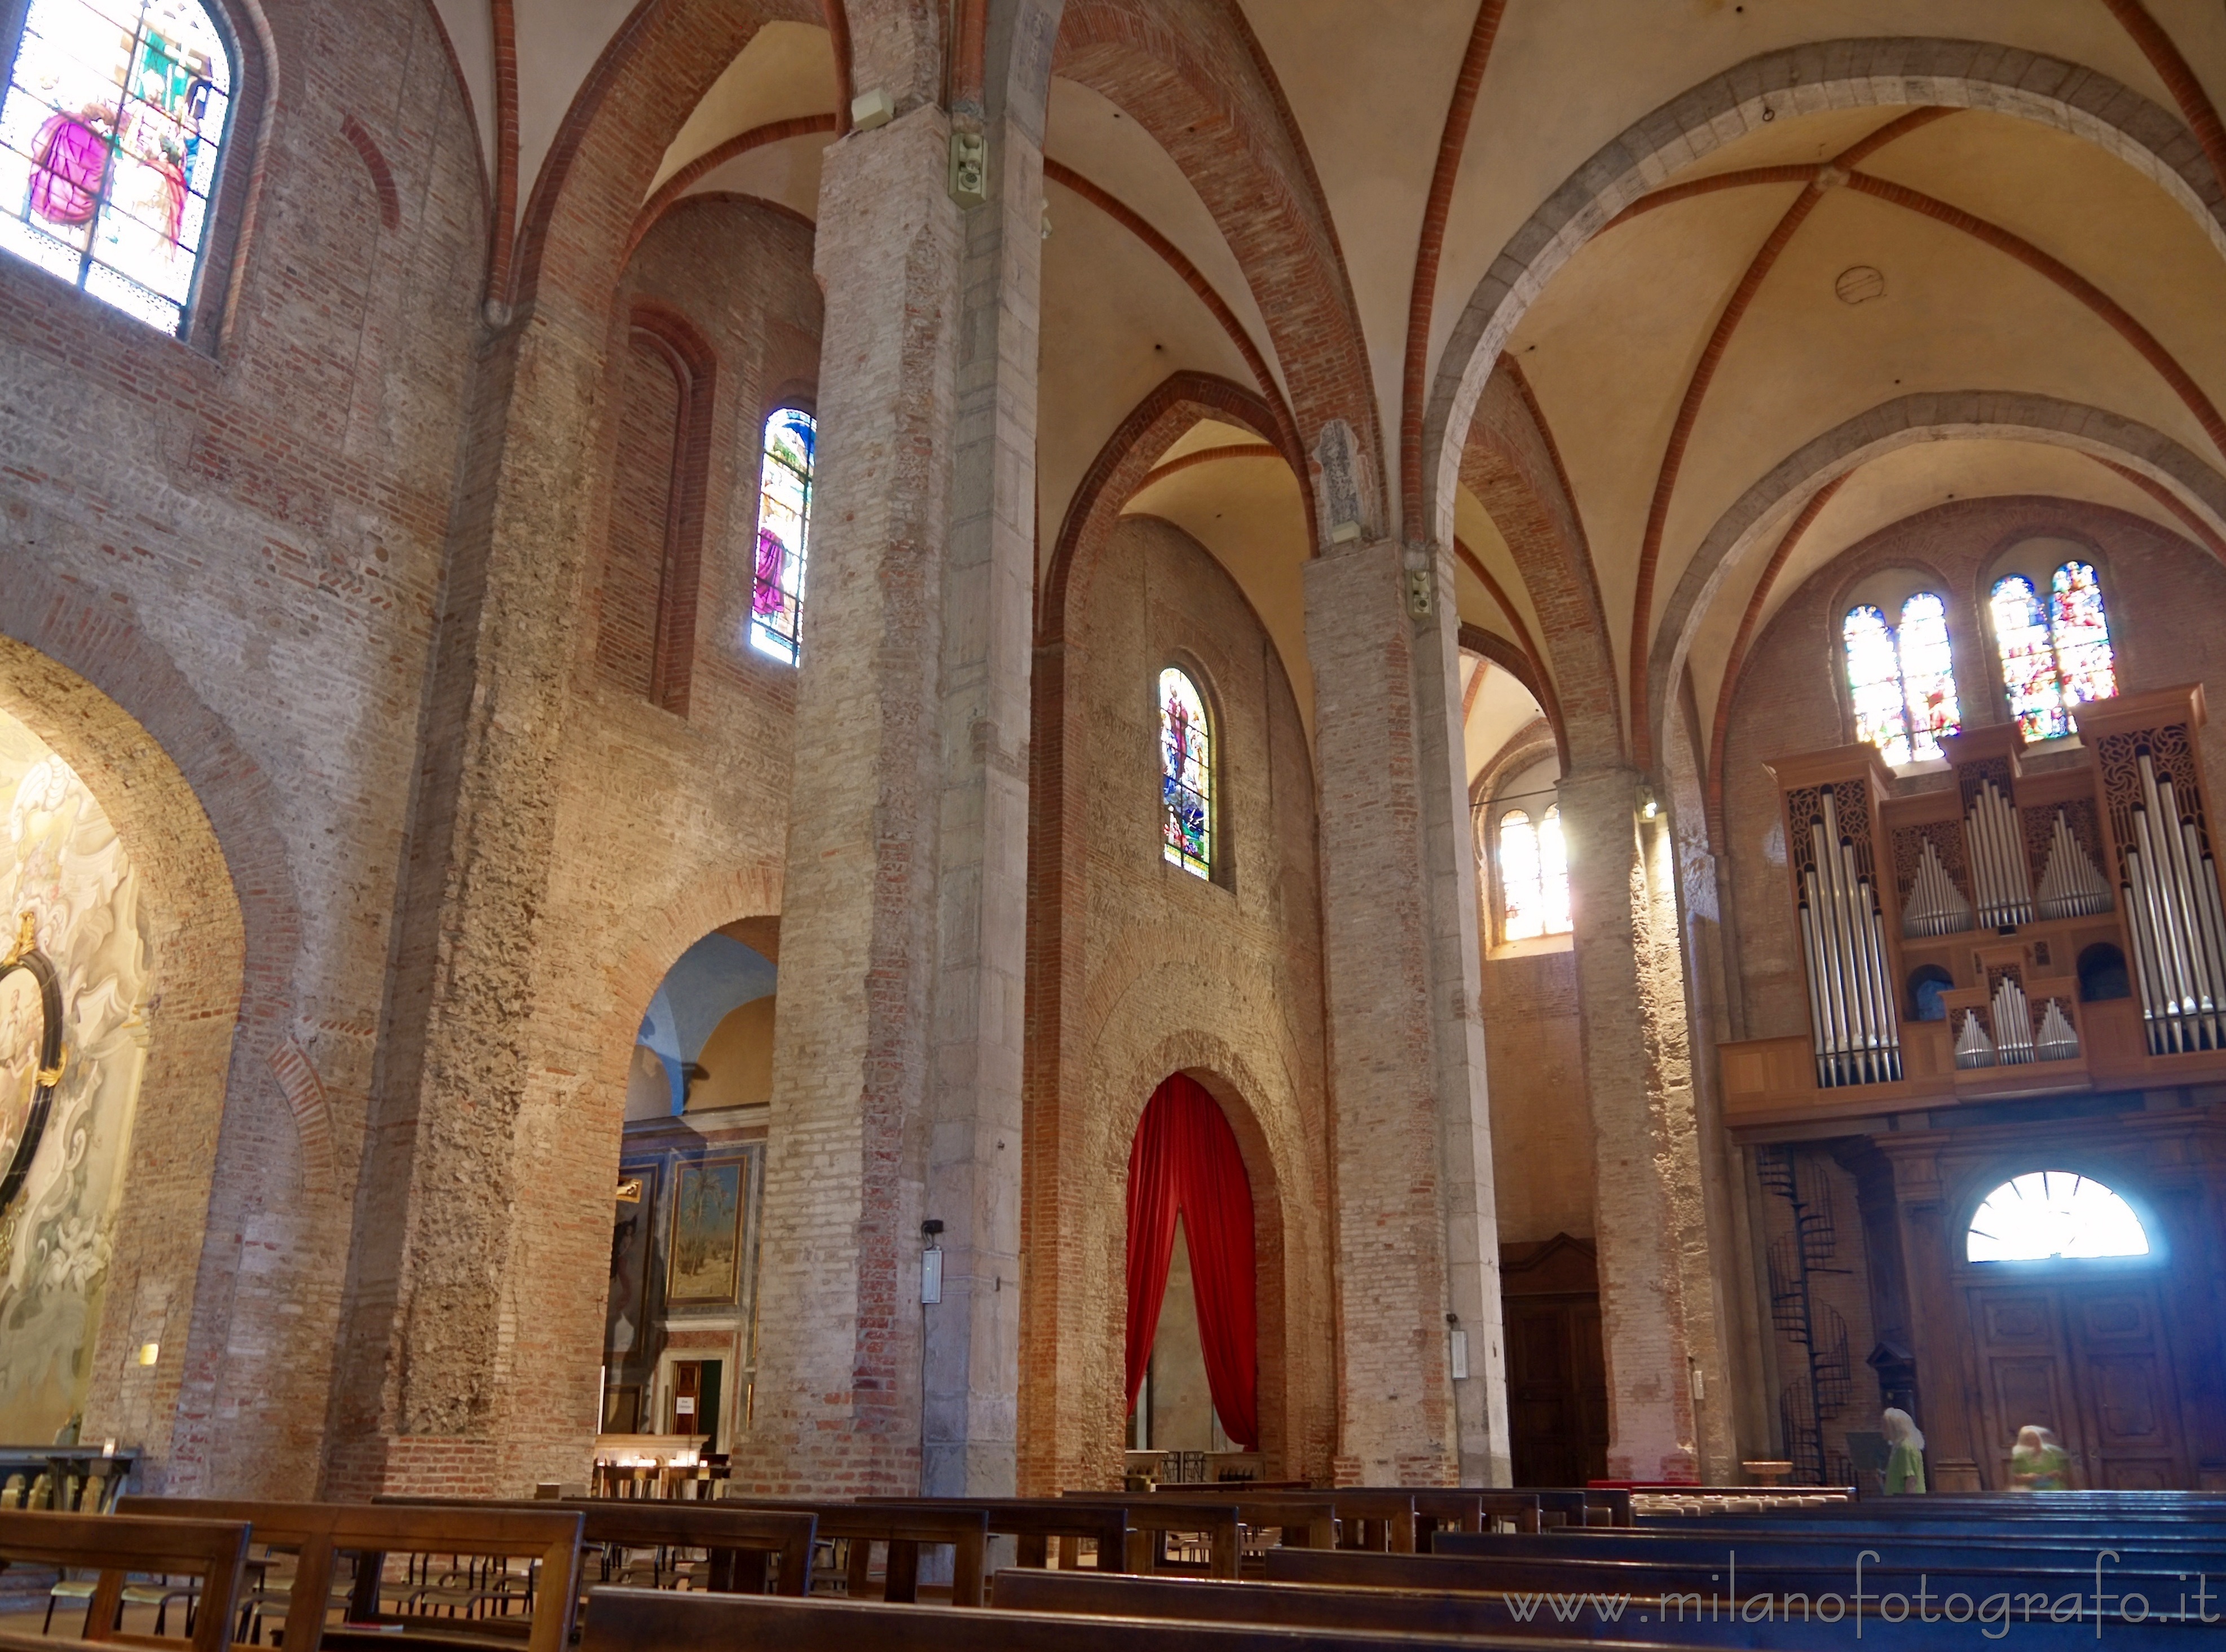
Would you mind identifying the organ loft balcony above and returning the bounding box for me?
[1720,684,2226,1129]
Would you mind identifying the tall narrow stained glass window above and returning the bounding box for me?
[1160,667,1211,878]
[1989,562,2115,742]
[1841,593,1961,767]
[750,408,814,664]
[1497,806,1570,942]
[1,0,233,337]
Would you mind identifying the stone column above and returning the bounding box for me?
[746,93,1037,1496]
[1305,536,1508,1486]
[1557,765,1707,1481]
[920,105,1043,1499]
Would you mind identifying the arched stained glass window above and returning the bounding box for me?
[1990,562,2116,742]
[1498,805,1570,942]
[1967,1170,2150,1263]
[1842,594,1961,767]
[750,408,814,664]
[1160,668,1211,878]
[1,0,233,336]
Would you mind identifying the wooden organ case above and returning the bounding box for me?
[1722,685,2226,1125]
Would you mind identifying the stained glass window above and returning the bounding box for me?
[1,0,233,337]
[1990,562,2116,741]
[1842,594,1961,767]
[1898,592,1960,763]
[1498,805,1570,942]
[750,408,814,664]
[1160,667,1210,878]
[1991,575,2059,740]
[1967,1170,2149,1263]
[1844,605,1912,766]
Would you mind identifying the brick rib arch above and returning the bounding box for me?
[1646,392,2226,787]
[1054,0,1379,524]
[1461,358,1621,772]
[1420,39,2226,568]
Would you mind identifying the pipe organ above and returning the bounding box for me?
[1721,685,2226,1126]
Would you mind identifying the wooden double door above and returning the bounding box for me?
[1964,1275,2188,1489]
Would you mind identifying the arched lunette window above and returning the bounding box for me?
[1160,666,1211,879]
[1966,1171,2149,1263]
[1497,805,1570,942]
[1,0,234,337]
[1844,593,1960,767]
[1990,561,2116,742]
[750,408,814,665]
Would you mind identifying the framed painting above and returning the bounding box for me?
[605,1164,657,1359]
[668,1158,746,1306]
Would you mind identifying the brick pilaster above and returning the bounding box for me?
[1304,538,1506,1485]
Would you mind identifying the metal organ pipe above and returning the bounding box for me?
[1965,778,2034,928]
[1799,788,1902,1087]
[2119,749,2226,1053]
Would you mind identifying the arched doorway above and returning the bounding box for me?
[1124,1074,1259,1479]
[598,919,779,1470]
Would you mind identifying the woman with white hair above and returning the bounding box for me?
[1881,1407,1926,1495]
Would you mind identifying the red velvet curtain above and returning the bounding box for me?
[1124,1074,1259,1449]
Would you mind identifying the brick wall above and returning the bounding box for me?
[0,0,485,1494]
[1719,496,2226,1477]
[455,193,819,1494]
[1020,512,1335,1491]
[1480,950,1593,1243]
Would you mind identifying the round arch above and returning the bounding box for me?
[1648,394,2226,773]
[1421,39,2226,558]
[0,629,271,1490]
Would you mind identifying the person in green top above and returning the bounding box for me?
[2010,1425,2071,1491]
[1881,1407,1926,1495]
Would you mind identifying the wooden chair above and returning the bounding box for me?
[0,1508,251,1652]
[114,1499,582,1652]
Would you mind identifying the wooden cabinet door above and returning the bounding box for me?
[2061,1284,2187,1489]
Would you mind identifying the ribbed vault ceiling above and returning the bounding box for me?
[421,0,2226,792]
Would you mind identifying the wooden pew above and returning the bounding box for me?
[854,1497,1130,1575]
[575,1581,1624,1652]
[1266,1539,2220,1629]
[378,1496,815,1596]
[114,1499,582,1652]
[715,1494,988,1605]
[1115,1490,1333,1563]
[0,1509,252,1652]
[987,1560,2206,1647]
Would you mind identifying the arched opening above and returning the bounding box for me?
[0,635,250,1487]
[598,917,778,1470]
[1124,1073,1260,1479]
[1967,1171,2151,1265]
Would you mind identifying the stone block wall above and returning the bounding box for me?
[1020,512,1335,1492]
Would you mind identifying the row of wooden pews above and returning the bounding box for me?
[19,1480,2217,1650]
